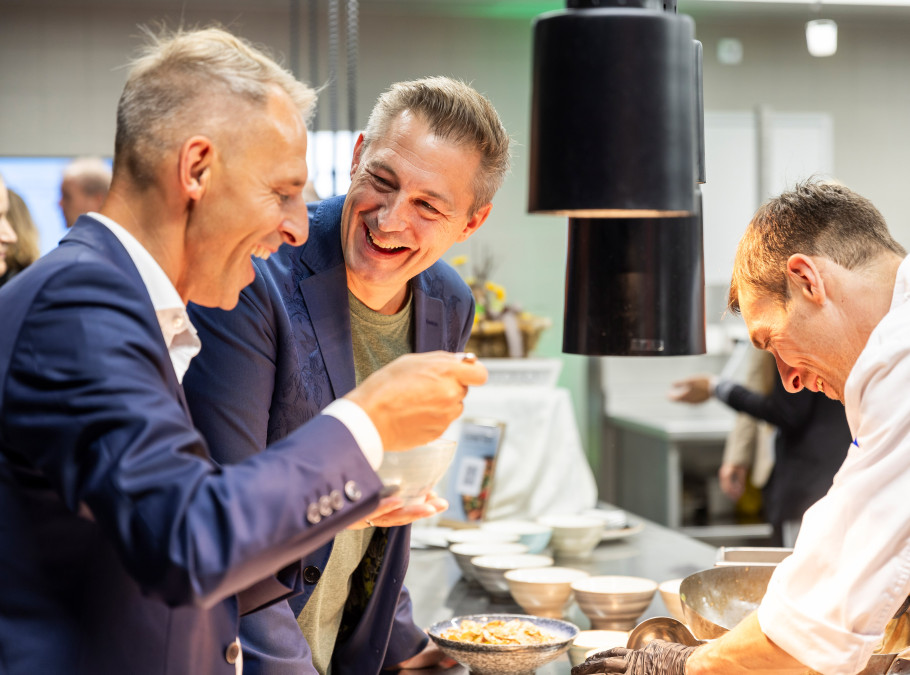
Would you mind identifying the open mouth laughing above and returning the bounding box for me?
[364,224,408,255]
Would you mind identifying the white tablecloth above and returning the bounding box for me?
[442,385,598,521]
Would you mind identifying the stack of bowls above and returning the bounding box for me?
[471,554,554,598]
[537,514,604,559]
[504,566,589,618]
[449,542,529,581]
[570,575,658,630]
[446,529,520,547]
[481,520,553,554]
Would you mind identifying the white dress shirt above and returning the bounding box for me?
[88,212,382,467]
[758,255,910,675]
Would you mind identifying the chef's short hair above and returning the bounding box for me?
[114,26,316,186]
[729,179,905,313]
[361,76,511,215]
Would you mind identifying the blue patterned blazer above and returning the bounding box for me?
[185,195,475,674]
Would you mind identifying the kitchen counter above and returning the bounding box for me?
[402,515,716,674]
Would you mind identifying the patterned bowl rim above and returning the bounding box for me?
[427,613,580,652]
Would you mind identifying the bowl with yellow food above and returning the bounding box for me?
[427,613,579,675]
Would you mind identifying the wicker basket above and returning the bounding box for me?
[466,315,551,358]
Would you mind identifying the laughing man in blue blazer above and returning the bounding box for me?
[0,32,487,675]
[184,78,511,674]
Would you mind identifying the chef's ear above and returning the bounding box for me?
[786,254,827,306]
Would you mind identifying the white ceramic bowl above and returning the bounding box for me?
[536,515,604,559]
[570,575,658,630]
[658,578,685,622]
[504,566,590,618]
[446,529,521,547]
[471,554,555,598]
[568,629,630,667]
[449,542,529,581]
[375,438,457,506]
[428,613,579,675]
[481,520,553,554]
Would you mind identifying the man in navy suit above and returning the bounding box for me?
[0,29,486,675]
[184,77,510,674]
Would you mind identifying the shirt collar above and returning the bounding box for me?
[88,212,200,382]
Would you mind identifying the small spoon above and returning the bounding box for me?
[626,617,705,649]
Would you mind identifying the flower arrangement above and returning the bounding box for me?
[450,252,551,358]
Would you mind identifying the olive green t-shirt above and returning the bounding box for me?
[296,288,414,673]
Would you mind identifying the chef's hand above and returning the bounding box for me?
[667,376,715,404]
[719,463,749,501]
[345,352,487,452]
[347,492,448,530]
[395,638,457,670]
[572,640,697,675]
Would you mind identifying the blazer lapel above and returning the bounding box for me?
[413,281,444,353]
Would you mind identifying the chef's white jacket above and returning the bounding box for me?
[758,255,910,675]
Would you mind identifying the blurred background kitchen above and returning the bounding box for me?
[3,0,908,546]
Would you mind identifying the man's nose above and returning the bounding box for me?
[774,353,803,393]
[377,194,408,232]
[279,205,308,247]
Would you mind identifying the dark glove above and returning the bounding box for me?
[571,639,697,675]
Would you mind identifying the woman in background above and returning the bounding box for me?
[0,181,40,287]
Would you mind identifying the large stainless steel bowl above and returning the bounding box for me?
[679,565,774,640]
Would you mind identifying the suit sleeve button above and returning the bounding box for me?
[330,489,345,510]
[318,495,333,516]
[225,640,241,664]
[303,566,322,584]
[344,480,362,502]
[306,502,322,524]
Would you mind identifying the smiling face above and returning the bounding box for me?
[340,110,491,313]
[739,285,854,402]
[181,88,310,309]
[0,178,17,278]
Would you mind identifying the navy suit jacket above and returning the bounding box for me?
[0,216,383,674]
[185,195,474,674]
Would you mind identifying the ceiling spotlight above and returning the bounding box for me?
[806,19,837,57]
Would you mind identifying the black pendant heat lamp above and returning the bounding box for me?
[529,0,706,356]
[529,0,697,217]
[562,189,706,356]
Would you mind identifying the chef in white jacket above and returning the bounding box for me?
[576,179,910,675]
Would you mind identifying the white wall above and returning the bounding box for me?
[4,2,910,460]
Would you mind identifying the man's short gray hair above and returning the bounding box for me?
[114,27,316,186]
[63,157,112,197]
[362,76,511,214]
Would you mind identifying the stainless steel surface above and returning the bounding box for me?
[626,617,704,648]
[715,546,792,567]
[679,565,774,640]
[404,515,716,674]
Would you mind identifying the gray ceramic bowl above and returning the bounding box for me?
[428,613,579,675]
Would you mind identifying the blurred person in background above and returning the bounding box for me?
[59,155,112,228]
[0,175,18,285]
[2,188,42,285]
[184,76,510,674]
[670,346,850,547]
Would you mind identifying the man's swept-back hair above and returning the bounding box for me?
[114,26,316,185]
[729,178,906,313]
[361,76,511,214]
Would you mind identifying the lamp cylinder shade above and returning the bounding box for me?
[562,194,706,356]
[529,6,696,217]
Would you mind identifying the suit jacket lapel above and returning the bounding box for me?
[298,197,357,398]
[413,281,444,353]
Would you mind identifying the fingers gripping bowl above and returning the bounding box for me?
[428,613,579,675]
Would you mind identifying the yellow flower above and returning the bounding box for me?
[485,281,506,302]
[451,255,468,267]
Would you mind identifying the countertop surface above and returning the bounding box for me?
[402,515,717,674]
